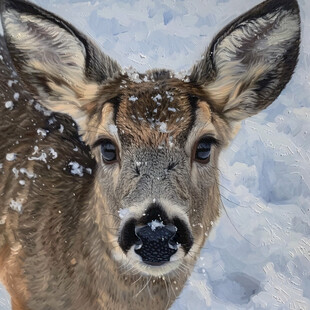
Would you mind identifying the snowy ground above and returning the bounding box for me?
[1,0,310,309]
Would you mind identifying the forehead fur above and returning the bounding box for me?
[95,74,210,147]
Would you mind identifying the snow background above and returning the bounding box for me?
[1,0,310,309]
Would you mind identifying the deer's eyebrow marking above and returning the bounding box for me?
[108,96,122,124]
[91,95,121,127]
[185,94,199,135]
[187,94,199,109]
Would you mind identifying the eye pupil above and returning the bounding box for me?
[101,140,117,163]
[195,139,212,162]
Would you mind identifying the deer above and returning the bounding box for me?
[0,0,300,309]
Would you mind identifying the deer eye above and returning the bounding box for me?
[101,139,118,163]
[194,137,218,164]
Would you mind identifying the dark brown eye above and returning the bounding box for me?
[194,137,218,164]
[101,139,118,163]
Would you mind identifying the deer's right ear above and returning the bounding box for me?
[1,0,121,129]
[190,0,300,123]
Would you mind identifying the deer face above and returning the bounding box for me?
[1,0,300,276]
[82,77,229,275]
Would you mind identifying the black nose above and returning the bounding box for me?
[134,223,178,266]
[118,203,194,263]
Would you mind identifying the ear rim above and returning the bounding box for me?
[0,0,121,83]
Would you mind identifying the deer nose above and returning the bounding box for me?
[134,223,178,266]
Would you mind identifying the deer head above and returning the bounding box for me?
[1,0,300,278]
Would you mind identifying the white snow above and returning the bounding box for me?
[28,152,47,163]
[166,91,174,102]
[37,128,47,137]
[126,67,143,83]
[148,220,165,231]
[152,94,162,104]
[6,153,16,161]
[32,146,39,155]
[7,80,17,87]
[13,93,19,101]
[59,124,64,133]
[118,208,130,219]
[85,168,92,175]
[20,168,36,179]
[68,161,84,177]
[1,0,310,309]
[34,102,51,116]
[129,95,138,102]
[9,199,22,213]
[158,122,167,133]
[12,167,19,178]
[5,101,13,110]
[49,148,58,159]
[108,124,118,135]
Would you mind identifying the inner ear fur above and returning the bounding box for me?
[190,0,301,122]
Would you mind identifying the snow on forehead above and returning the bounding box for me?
[120,82,192,122]
[117,88,191,138]
[99,77,209,145]
[113,78,202,144]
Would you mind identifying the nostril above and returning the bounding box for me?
[172,217,194,254]
[134,239,143,250]
[167,225,179,250]
[168,240,178,250]
[118,219,139,253]
[135,226,142,236]
[165,224,177,234]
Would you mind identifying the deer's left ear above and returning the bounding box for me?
[190,0,301,122]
